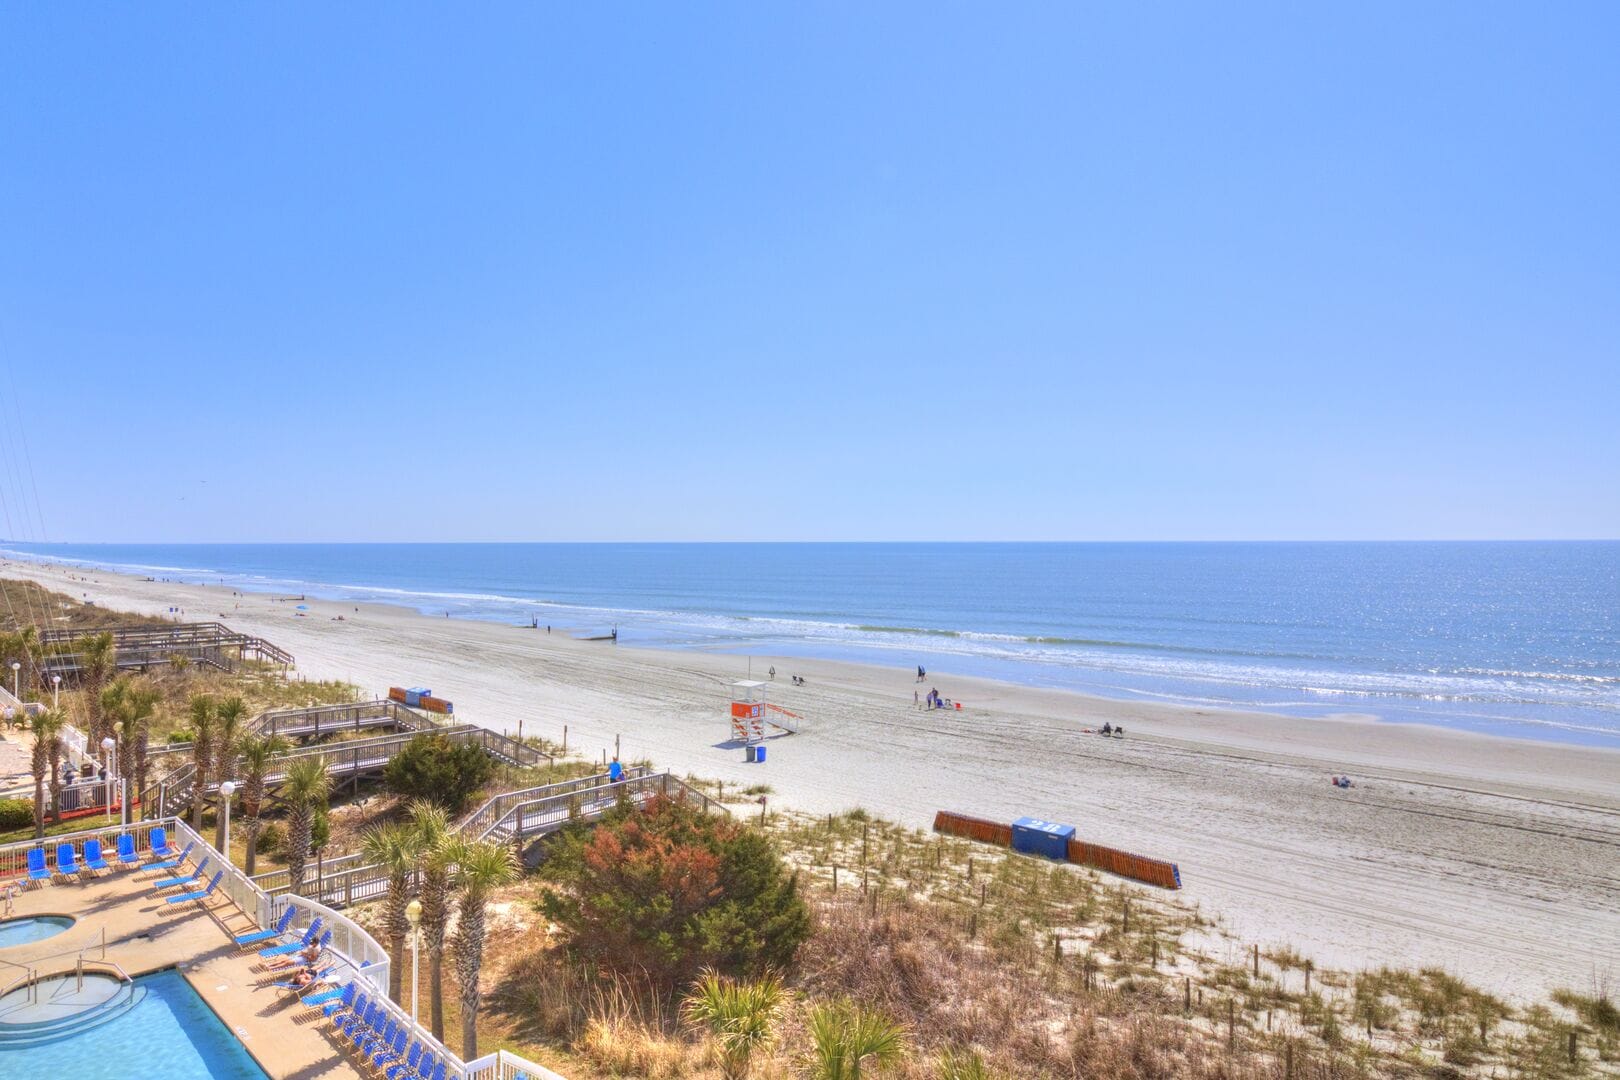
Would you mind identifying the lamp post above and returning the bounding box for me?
[101,736,116,822]
[9,661,18,699]
[218,781,236,862]
[406,899,422,1024]
[51,675,61,709]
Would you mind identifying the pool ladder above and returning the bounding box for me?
[0,926,126,1003]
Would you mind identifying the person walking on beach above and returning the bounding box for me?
[769,666,776,680]
[916,665,925,683]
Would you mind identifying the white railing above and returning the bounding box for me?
[0,817,171,881]
[464,1049,569,1080]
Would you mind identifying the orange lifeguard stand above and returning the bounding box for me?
[730,680,767,744]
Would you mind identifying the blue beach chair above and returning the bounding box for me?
[384,1042,423,1080]
[145,839,195,873]
[415,1051,437,1080]
[428,1061,446,1080]
[261,918,324,958]
[371,1027,408,1069]
[115,833,141,867]
[148,827,177,859]
[317,982,357,1020]
[82,839,111,873]
[271,965,333,995]
[235,905,296,948]
[55,843,83,879]
[166,871,222,907]
[333,990,368,1028]
[303,979,352,1011]
[152,855,210,891]
[25,847,53,886]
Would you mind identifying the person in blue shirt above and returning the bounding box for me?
[608,757,624,782]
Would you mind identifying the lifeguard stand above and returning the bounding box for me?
[730,681,766,744]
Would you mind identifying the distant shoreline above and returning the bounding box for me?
[4,540,1617,749]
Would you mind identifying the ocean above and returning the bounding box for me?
[3,541,1616,747]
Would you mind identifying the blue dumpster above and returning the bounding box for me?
[1011,817,1075,860]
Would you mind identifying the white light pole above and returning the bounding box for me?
[101,736,116,822]
[218,781,236,862]
[9,661,18,699]
[51,675,61,709]
[406,899,422,1024]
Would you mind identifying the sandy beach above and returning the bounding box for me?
[7,558,1617,1002]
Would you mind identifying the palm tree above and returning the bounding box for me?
[805,1001,908,1080]
[27,709,61,838]
[283,755,331,895]
[448,837,518,1058]
[410,800,454,1040]
[361,821,422,1005]
[237,733,287,876]
[188,694,216,831]
[76,632,116,743]
[682,970,786,1080]
[213,696,248,849]
[124,680,160,817]
[15,624,41,698]
[44,710,67,824]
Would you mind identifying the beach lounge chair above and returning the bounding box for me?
[260,918,324,958]
[416,1051,439,1080]
[331,989,367,1027]
[148,827,177,859]
[235,905,296,948]
[384,1041,423,1080]
[55,843,83,879]
[144,839,195,873]
[317,982,357,1020]
[429,1061,447,1080]
[271,966,333,996]
[165,870,222,907]
[152,855,210,891]
[82,839,111,873]
[371,1027,408,1069]
[303,979,352,1011]
[115,833,141,867]
[359,1017,396,1057]
[25,847,53,886]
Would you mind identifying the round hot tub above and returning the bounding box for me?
[0,914,76,950]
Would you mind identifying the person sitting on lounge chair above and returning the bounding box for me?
[268,941,323,972]
[1100,723,1113,736]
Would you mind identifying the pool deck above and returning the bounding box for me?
[1,861,367,1079]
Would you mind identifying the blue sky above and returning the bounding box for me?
[1,4,1616,542]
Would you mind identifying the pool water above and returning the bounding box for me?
[0,968,269,1077]
[0,915,74,949]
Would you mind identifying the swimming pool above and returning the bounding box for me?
[0,914,75,949]
[0,968,269,1077]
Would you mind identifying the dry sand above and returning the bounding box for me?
[10,559,1618,1002]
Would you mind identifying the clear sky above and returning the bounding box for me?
[1,4,1616,542]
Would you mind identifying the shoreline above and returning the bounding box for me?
[7,558,1619,1000]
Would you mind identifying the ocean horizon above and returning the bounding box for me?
[4,540,1616,747]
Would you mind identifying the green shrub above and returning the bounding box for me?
[167,729,194,744]
[0,798,33,830]
[256,821,287,857]
[382,734,494,812]
[541,794,811,991]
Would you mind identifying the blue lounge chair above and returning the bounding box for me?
[145,839,195,873]
[371,1027,408,1069]
[83,839,111,873]
[319,983,358,1020]
[303,979,352,1010]
[25,847,53,886]
[415,1051,437,1080]
[359,1017,396,1056]
[271,966,334,995]
[152,855,210,891]
[148,827,177,859]
[165,870,222,906]
[333,990,368,1028]
[429,1061,446,1080]
[235,905,296,948]
[115,833,141,867]
[260,918,323,958]
[55,843,83,878]
[385,1042,423,1080]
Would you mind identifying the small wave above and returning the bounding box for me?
[855,625,963,638]
[1454,666,1620,686]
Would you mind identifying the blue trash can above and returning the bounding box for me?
[756,745,767,764]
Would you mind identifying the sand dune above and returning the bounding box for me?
[11,559,1618,1001]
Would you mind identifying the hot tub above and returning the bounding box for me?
[0,914,75,950]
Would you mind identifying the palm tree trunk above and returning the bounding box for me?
[287,805,310,894]
[31,772,44,839]
[244,816,261,876]
[456,899,487,1058]
[430,952,445,1041]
